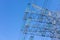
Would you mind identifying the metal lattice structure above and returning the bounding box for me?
[22,1,60,40]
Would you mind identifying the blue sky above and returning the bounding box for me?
[0,0,60,40]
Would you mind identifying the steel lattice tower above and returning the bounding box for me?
[21,0,60,40]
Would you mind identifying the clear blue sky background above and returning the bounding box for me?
[0,0,60,40]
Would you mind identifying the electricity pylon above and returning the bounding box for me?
[21,0,60,40]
